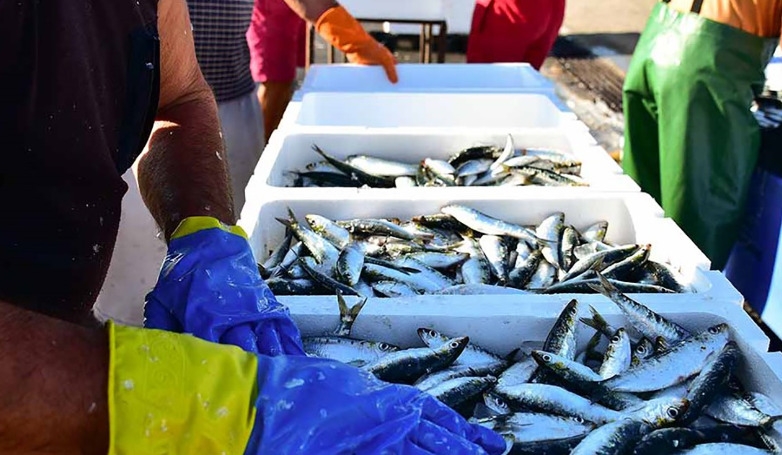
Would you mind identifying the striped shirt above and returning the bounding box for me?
[188,0,257,102]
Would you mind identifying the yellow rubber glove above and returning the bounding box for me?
[107,321,258,454]
[315,6,399,83]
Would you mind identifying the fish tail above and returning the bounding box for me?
[587,271,617,298]
[762,414,782,430]
[579,305,609,333]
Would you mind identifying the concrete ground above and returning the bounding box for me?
[561,0,657,72]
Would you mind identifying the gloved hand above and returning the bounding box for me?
[144,216,305,357]
[315,5,399,83]
[109,323,507,455]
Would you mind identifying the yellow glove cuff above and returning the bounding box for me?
[108,322,258,455]
[170,216,248,240]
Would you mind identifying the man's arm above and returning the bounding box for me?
[135,0,235,241]
[281,0,337,23]
[0,301,108,455]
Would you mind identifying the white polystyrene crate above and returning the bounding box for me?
[339,0,445,21]
[289,92,565,129]
[288,297,771,373]
[299,64,555,95]
[239,194,733,304]
[251,129,634,192]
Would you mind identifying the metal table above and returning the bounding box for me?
[305,18,448,71]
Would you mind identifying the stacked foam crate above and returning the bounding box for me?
[238,64,782,421]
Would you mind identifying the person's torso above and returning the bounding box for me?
[187,0,256,102]
[667,0,782,37]
[0,0,160,324]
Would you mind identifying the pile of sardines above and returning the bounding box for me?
[305,277,782,455]
[260,203,691,297]
[290,135,588,188]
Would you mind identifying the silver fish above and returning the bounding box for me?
[418,327,508,367]
[582,221,610,243]
[344,154,419,177]
[371,280,418,297]
[599,328,633,379]
[427,376,498,409]
[456,158,494,178]
[596,324,730,394]
[589,272,690,344]
[364,336,469,384]
[537,212,565,270]
[674,443,774,455]
[479,234,510,283]
[276,208,340,269]
[303,337,398,367]
[441,204,538,245]
[492,384,623,424]
[335,244,365,286]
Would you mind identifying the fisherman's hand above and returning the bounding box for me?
[315,6,398,83]
[109,322,505,455]
[144,216,305,356]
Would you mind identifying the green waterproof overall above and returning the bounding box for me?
[622,1,777,269]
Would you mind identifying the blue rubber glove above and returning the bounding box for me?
[245,354,507,455]
[144,216,305,356]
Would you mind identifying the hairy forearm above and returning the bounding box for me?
[0,301,108,455]
[283,0,337,23]
[136,89,236,240]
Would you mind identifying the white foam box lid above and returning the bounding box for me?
[281,92,567,130]
[298,64,556,95]
[338,0,445,21]
[252,129,636,192]
[239,193,740,304]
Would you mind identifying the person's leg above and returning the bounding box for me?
[247,0,301,143]
[621,10,664,204]
[467,0,538,64]
[217,91,265,213]
[522,0,565,69]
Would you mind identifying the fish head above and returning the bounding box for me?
[530,350,567,371]
[634,397,690,427]
[417,327,446,347]
[483,393,512,416]
[366,341,400,353]
[437,336,470,360]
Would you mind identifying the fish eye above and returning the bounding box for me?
[426,329,437,336]
[636,345,647,355]
[666,407,680,418]
[611,335,621,343]
[449,340,460,349]
[708,326,720,334]
[379,343,391,350]
[542,354,552,362]
[575,417,584,424]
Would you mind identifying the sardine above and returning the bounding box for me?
[364,336,469,384]
[589,272,690,344]
[595,324,730,394]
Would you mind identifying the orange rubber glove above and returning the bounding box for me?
[315,6,399,83]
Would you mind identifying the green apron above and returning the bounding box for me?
[622,1,777,269]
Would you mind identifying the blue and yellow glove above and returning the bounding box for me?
[109,323,507,455]
[144,216,304,356]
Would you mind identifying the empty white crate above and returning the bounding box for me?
[298,64,556,95]
[280,92,567,130]
[251,129,635,192]
[338,0,445,21]
[238,193,741,305]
